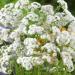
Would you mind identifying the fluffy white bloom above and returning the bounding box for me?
[28,24,44,35]
[62,47,75,61]
[57,0,68,10]
[69,34,75,49]
[18,18,29,33]
[17,57,23,64]
[32,57,44,65]
[25,48,34,56]
[40,33,51,41]
[41,5,54,15]
[21,57,33,70]
[56,31,71,46]
[68,21,75,33]
[26,12,39,22]
[0,0,75,73]
[61,51,74,72]
[52,26,60,35]
[21,17,29,25]
[18,24,26,32]
[4,3,14,10]
[15,0,29,9]
[11,39,20,51]
[46,15,55,24]
[57,0,75,21]
[28,2,41,11]
[12,8,23,18]
[0,28,10,42]
[0,8,23,27]
[0,53,10,73]
[9,31,19,39]
[24,38,39,49]
[41,43,57,53]
[64,10,75,21]
[22,26,28,34]
[55,12,65,18]
[54,15,60,21]
[63,14,74,22]
[1,67,7,74]
[42,54,51,63]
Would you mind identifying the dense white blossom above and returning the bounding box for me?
[41,5,54,15]
[56,31,71,46]
[17,57,33,70]
[41,43,57,53]
[61,51,74,72]
[46,15,55,24]
[32,57,44,66]
[24,38,39,52]
[28,24,44,35]
[0,0,75,74]
[26,12,39,22]
[15,0,29,9]
[28,2,41,11]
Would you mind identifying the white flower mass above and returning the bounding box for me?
[0,0,75,74]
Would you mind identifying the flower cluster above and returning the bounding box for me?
[0,0,75,74]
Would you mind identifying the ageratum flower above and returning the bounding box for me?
[0,0,75,74]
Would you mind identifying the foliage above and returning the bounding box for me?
[0,0,17,8]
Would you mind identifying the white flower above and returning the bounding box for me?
[23,26,28,34]
[28,24,44,35]
[21,17,29,25]
[55,12,65,18]
[1,67,7,74]
[52,26,60,35]
[25,48,34,56]
[57,0,68,10]
[61,51,74,72]
[9,30,20,39]
[4,3,14,10]
[54,15,60,21]
[41,43,57,53]
[68,21,75,33]
[32,57,44,65]
[22,62,33,70]
[0,7,23,27]
[64,10,75,21]
[3,53,10,61]
[26,12,39,22]
[46,15,55,24]
[0,0,75,73]
[0,54,10,73]
[15,0,29,9]
[18,18,29,33]
[63,14,74,22]
[28,2,41,11]
[42,54,51,63]
[41,5,54,15]
[63,47,75,61]
[11,39,20,51]
[21,57,33,70]
[12,8,23,18]
[0,28,10,42]
[56,31,71,46]
[69,34,75,49]
[24,38,39,49]
[40,33,51,41]
[17,57,23,64]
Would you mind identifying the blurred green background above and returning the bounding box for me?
[0,0,75,16]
